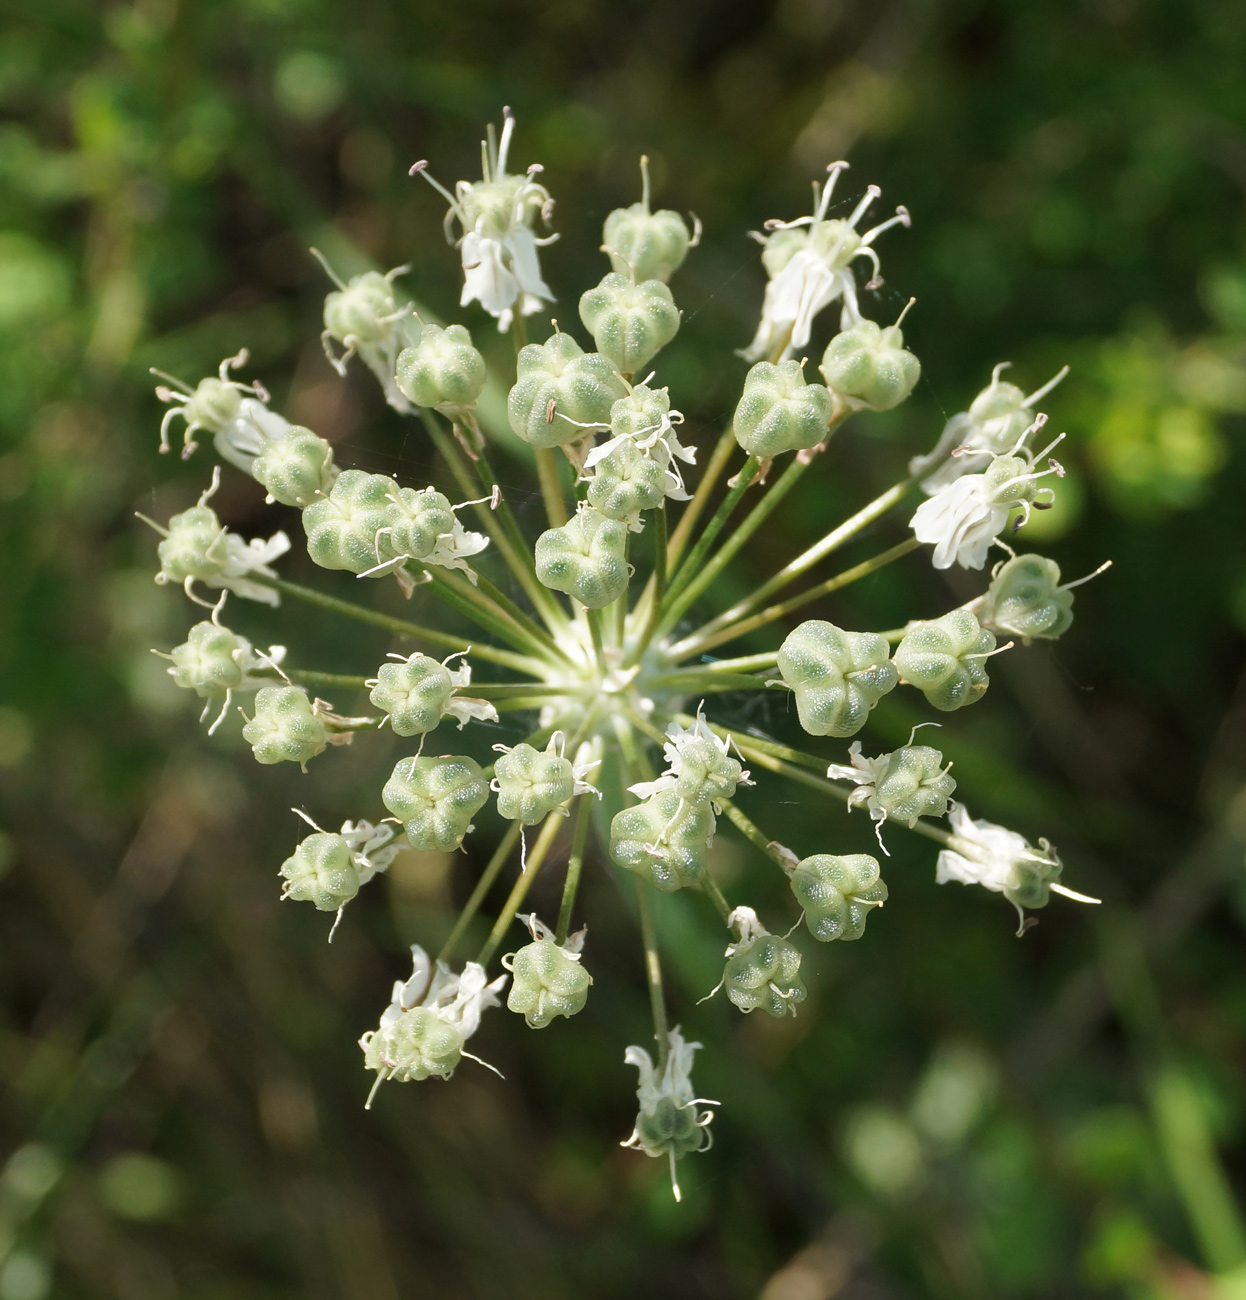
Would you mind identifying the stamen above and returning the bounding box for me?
[497,105,515,177]
[846,184,881,230]
[1061,559,1113,591]
[639,154,651,212]
[409,159,462,210]
[308,247,347,291]
[894,296,917,328]
[814,160,851,222]
[860,205,911,245]
[1023,364,1070,409]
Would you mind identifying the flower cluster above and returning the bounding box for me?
[144,112,1104,1199]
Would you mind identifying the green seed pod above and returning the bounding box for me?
[790,853,888,942]
[280,831,361,912]
[384,486,456,562]
[324,271,399,348]
[983,454,1041,509]
[361,1006,463,1083]
[732,360,834,458]
[834,744,957,827]
[178,376,244,435]
[508,332,628,448]
[633,1098,710,1160]
[506,939,592,1028]
[382,755,489,852]
[395,323,487,411]
[578,272,680,376]
[724,933,807,1017]
[492,743,575,824]
[301,469,397,574]
[242,687,328,767]
[369,654,455,736]
[966,376,1034,453]
[167,621,245,697]
[893,610,996,712]
[157,506,227,585]
[980,554,1074,641]
[534,507,629,608]
[777,620,898,737]
[612,383,674,435]
[609,791,715,892]
[820,318,921,412]
[670,736,745,807]
[250,427,337,508]
[587,439,670,520]
[602,166,694,283]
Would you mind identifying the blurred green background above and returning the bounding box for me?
[2,0,1246,1296]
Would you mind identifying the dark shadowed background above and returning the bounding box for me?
[2,1,1246,1297]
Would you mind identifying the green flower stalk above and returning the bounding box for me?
[143,110,1105,1199]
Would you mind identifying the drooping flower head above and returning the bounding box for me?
[412,108,555,331]
[742,161,910,363]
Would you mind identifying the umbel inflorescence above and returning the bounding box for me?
[146,110,1105,1200]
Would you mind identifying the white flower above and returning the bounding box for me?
[382,944,508,1043]
[909,362,1070,493]
[741,161,911,363]
[910,472,1007,571]
[622,1026,718,1201]
[937,803,1098,932]
[441,656,501,729]
[413,108,555,332]
[910,430,1065,571]
[583,391,697,503]
[337,818,404,884]
[626,705,751,810]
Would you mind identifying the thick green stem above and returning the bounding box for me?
[704,475,917,632]
[635,880,670,1071]
[437,822,523,963]
[555,795,593,945]
[703,651,779,674]
[477,810,566,966]
[645,671,771,694]
[701,874,733,925]
[669,537,922,660]
[623,504,667,670]
[250,575,541,674]
[534,446,568,527]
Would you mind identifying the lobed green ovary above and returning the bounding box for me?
[578,273,680,376]
[251,428,337,507]
[242,687,328,767]
[732,360,834,458]
[395,323,486,411]
[724,935,807,1018]
[587,441,669,520]
[280,832,361,911]
[369,655,455,736]
[301,469,397,574]
[820,319,921,412]
[361,1007,462,1083]
[157,506,227,585]
[534,507,629,608]
[777,620,898,737]
[632,1098,710,1159]
[506,940,592,1028]
[893,609,995,711]
[867,746,956,825]
[493,744,575,824]
[980,554,1073,641]
[609,791,715,892]
[602,204,693,284]
[508,332,627,448]
[168,621,245,697]
[382,755,488,852]
[791,853,888,942]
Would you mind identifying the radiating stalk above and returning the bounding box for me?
[586,606,606,667]
[719,798,793,871]
[477,810,566,965]
[636,880,671,1070]
[623,504,667,670]
[702,475,917,633]
[669,537,922,660]
[250,575,542,674]
[700,874,732,924]
[437,822,523,962]
[665,426,736,572]
[651,456,759,644]
[287,670,370,690]
[702,651,779,673]
[555,795,593,945]
[421,566,558,660]
[661,454,809,634]
[466,569,573,664]
[644,671,771,694]
[534,446,568,527]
